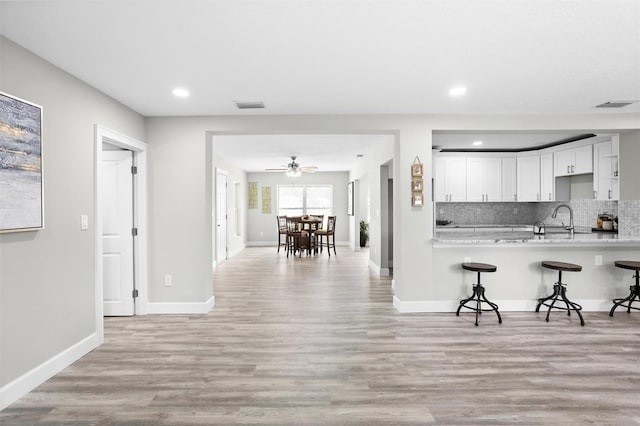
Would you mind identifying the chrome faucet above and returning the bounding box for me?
[551,204,574,235]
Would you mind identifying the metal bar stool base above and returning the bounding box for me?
[456,283,502,327]
[609,281,640,316]
[536,282,585,326]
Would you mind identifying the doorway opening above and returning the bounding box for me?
[94,126,148,342]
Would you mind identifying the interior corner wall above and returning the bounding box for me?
[0,37,145,389]
[620,130,640,200]
[144,117,213,304]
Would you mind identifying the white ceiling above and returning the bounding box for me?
[1,1,638,167]
[214,134,393,172]
[1,0,639,118]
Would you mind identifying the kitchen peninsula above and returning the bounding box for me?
[428,133,640,314]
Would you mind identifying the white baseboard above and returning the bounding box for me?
[228,244,246,258]
[148,295,215,314]
[391,279,396,290]
[393,296,612,313]
[0,332,99,411]
[380,268,390,277]
[369,260,380,275]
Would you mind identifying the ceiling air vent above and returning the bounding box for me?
[595,100,637,108]
[234,101,265,110]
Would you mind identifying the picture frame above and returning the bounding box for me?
[0,92,44,233]
[347,181,354,216]
[412,163,423,177]
[412,193,423,207]
[412,178,423,192]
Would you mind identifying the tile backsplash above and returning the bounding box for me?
[437,200,620,230]
[618,200,640,238]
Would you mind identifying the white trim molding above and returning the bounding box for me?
[148,296,215,315]
[0,333,98,411]
[95,125,149,345]
[393,296,612,313]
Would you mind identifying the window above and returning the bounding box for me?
[277,185,333,218]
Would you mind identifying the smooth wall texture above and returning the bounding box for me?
[620,130,640,200]
[245,171,349,244]
[0,37,145,385]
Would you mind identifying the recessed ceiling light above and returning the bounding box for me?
[172,87,190,98]
[472,141,483,146]
[449,86,467,97]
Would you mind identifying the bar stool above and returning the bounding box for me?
[457,262,502,326]
[536,261,584,326]
[609,261,640,316]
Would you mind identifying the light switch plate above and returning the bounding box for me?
[81,214,89,230]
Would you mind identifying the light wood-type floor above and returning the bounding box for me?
[4,247,640,425]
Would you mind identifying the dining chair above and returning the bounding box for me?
[277,215,288,253]
[286,216,307,257]
[315,215,336,256]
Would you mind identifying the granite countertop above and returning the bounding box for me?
[433,225,638,246]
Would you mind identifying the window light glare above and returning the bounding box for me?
[172,87,190,98]
[472,140,483,146]
[449,86,467,97]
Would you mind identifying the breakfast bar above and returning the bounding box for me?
[430,225,640,314]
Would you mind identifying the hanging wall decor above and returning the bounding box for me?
[248,181,258,209]
[411,156,424,207]
[261,186,272,213]
[0,92,44,232]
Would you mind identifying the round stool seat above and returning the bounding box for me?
[541,261,582,272]
[614,261,640,271]
[462,262,497,273]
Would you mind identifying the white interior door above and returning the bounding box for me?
[102,150,134,316]
[216,170,228,263]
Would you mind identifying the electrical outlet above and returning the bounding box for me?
[464,256,471,263]
[513,207,518,215]
[164,275,173,286]
[80,214,89,230]
[439,208,444,215]
[260,231,263,237]
[595,255,603,266]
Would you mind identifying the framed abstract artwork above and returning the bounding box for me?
[0,92,44,232]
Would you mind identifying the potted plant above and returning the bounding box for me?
[359,220,369,247]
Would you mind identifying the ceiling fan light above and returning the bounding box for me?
[285,169,301,177]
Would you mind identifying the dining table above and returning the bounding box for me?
[294,216,323,255]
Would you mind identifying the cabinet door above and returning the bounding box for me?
[573,145,593,174]
[593,140,618,200]
[484,158,502,202]
[517,156,540,201]
[554,149,572,176]
[540,153,554,201]
[447,158,467,201]
[465,158,485,202]
[434,157,447,202]
[502,158,517,202]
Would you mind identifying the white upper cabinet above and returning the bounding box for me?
[466,158,502,202]
[434,157,466,202]
[554,145,593,176]
[593,138,619,201]
[517,155,540,201]
[540,153,554,201]
[501,158,517,202]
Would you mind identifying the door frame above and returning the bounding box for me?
[215,168,228,265]
[94,125,148,344]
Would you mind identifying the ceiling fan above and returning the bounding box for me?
[266,156,318,177]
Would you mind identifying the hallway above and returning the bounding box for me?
[3,247,640,424]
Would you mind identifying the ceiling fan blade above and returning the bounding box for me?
[265,168,287,171]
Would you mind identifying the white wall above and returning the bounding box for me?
[245,171,349,244]
[620,130,640,200]
[144,115,639,312]
[0,37,145,392]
